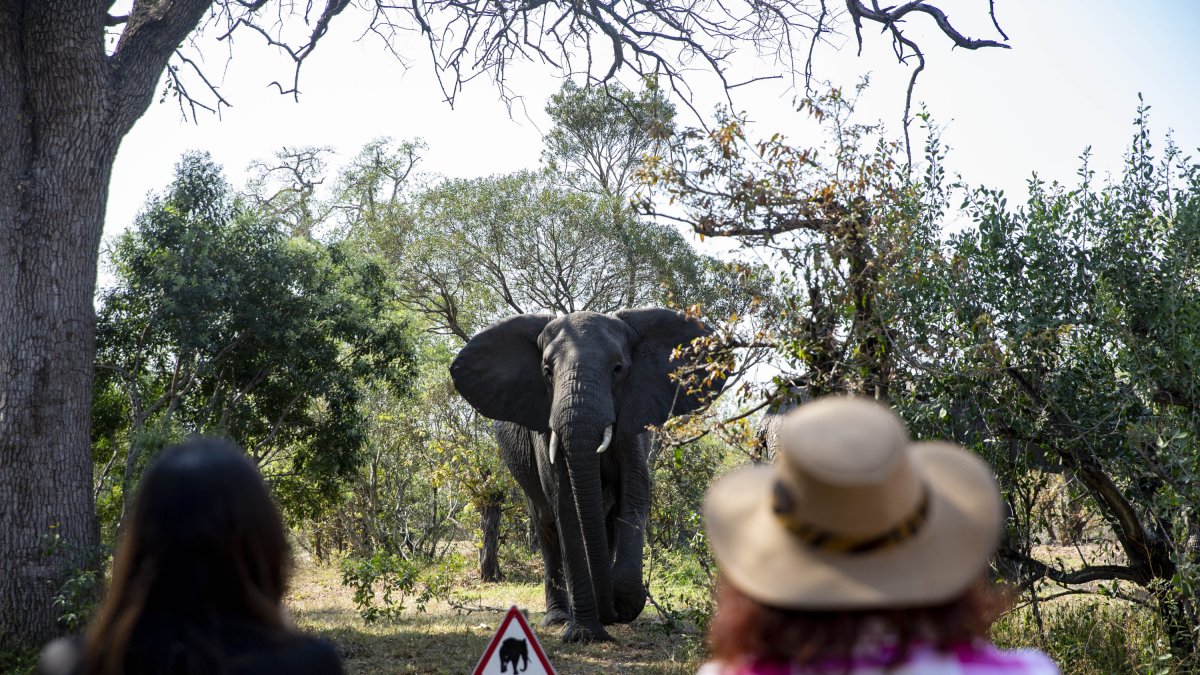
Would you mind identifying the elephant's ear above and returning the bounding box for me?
[614,308,724,438]
[451,314,553,432]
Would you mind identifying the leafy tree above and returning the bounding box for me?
[0,2,1009,642]
[243,146,337,239]
[544,80,675,198]
[543,79,710,311]
[361,168,741,339]
[332,138,427,236]
[93,152,416,530]
[908,110,1200,657]
[329,345,516,581]
[641,85,908,410]
[647,89,1200,657]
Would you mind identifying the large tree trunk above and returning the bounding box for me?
[0,0,211,648]
[0,4,112,648]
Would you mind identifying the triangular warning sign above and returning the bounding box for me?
[472,605,556,675]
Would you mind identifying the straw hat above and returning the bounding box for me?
[704,397,1003,609]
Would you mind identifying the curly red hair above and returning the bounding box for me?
[708,576,1008,668]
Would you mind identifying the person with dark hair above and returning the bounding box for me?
[39,438,345,675]
[700,398,1058,674]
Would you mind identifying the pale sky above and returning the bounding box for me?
[105,1,1200,242]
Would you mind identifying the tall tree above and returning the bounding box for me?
[543,80,675,198]
[641,89,903,401]
[374,170,740,338]
[0,0,1005,645]
[543,80,677,306]
[243,146,336,239]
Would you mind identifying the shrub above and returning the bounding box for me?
[339,551,466,623]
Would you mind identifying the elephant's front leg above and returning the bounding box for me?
[610,435,650,623]
[529,502,571,627]
[554,482,613,642]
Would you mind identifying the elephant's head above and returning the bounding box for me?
[451,308,721,444]
[449,309,722,626]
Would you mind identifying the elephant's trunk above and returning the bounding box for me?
[561,429,617,626]
[552,370,617,629]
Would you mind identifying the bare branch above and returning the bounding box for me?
[843,0,1008,160]
[846,1,1009,51]
[1000,544,1150,589]
[988,0,1009,40]
[153,0,1007,140]
[109,0,216,133]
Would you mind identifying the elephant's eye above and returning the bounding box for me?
[543,364,553,379]
[613,363,624,376]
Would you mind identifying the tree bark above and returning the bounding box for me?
[479,496,503,582]
[0,2,111,647]
[0,0,212,648]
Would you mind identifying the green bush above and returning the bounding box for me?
[339,551,466,624]
[0,647,37,675]
[645,545,715,635]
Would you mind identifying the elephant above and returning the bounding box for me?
[498,637,528,673]
[450,309,723,642]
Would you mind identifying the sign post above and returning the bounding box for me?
[472,606,556,675]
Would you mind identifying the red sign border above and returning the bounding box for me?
[472,605,556,675]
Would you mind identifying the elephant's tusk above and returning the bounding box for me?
[596,425,613,454]
[549,430,559,465]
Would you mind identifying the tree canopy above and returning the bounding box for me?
[644,87,1200,657]
[543,80,675,197]
[364,169,740,338]
[93,152,416,528]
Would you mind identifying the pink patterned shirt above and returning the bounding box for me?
[697,643,1059,675]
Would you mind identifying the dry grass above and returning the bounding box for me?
[992,595,1181,674]
[279,541,1196,675]
[988,543,1182,674]
[286,558,707,674]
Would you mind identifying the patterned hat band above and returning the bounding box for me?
[771,479,931,555]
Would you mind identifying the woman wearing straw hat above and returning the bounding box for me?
[700,397,1058,674]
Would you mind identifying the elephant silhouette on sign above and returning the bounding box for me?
[499,637,528,673]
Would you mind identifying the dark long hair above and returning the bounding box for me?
[708,577,1007,669]
[84,438,292,675]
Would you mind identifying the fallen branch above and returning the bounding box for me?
[447,596,508,615]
